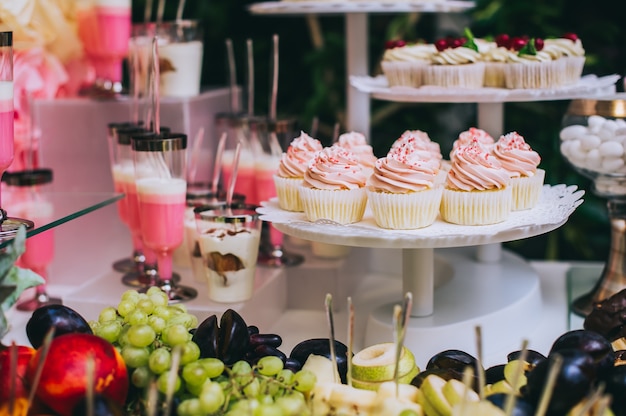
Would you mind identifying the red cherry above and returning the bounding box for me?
[384,40,396,49]
[451,38,464,48]
[563,32,579,42]
[511,37,528,51]
[534,38,544,51]
[435,39,449,52]
[495,33,510,48]
[395,40,407,48]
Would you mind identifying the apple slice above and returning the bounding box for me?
[420,373,453,416]
[352,343,418,383]
[302,354,340,385]
[443,378,479,407]
[311,382,378,415]
[451,401,507,416]
[485,379,514,396]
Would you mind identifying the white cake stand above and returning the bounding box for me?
[258,184,584,359]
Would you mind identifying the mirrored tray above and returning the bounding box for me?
[258,184,584,249]
[350,74,620,103]
[249,1,475,15]
[0,192,123,249]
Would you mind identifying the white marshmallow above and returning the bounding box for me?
[588,115,606,132]
[580,134,601,150]
[601,157,625,172]
[598,141,624,158]
[584,149,602,170]
[560,124,588,141]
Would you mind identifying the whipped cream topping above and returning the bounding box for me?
[431,47,481,65]
[446,140,510,191]
[276,131,323,178]
[336,131,377,169]
[303,146,368,191]
[382,43,435,62]
[507,50,555,63]
[492,132,541,177]
[543,38,585,58]
[368,142,439,194]
[480,46,517,63]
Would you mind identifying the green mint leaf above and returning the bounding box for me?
[1,266,45,312]
[0,226,27,285]
[518,38,538,56]
[463,27,479,52]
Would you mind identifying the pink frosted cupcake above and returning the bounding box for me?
[299,146,369,225]
[273,131,323,211]
[441,139,512,225]
[424,34,485,89]
[367,142,443,229]
[451,127,495,160]
[390,129,445,183]
[492,132,545,211]
[336,131,377,174]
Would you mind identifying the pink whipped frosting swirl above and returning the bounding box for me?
[446,139,510,191]
[368,142,440,193]
[492,132,541,178]
[276,131,323,178]
[303,146,368,190]
[390,130,442,164]
[452,127,495,157]
[336,131,377,169]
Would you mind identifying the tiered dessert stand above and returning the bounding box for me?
[250,0,618,364]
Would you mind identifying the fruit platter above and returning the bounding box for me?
[4,279,626,416]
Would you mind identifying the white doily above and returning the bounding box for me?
[257,184,584,249]
[249,1,475,15]
[349,74,620,103]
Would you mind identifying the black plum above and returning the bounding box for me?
[290,338,349,383]
[507,349,547,367]
[192,309,250,365]
[485,364,506,385]
[549,329,614,376]
[486,393,535,416]
[426,349,481,375]
[523,349,598,415]
[26,304,92,349]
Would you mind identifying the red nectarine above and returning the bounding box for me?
[0,344,36,402]
[25,333,128,416]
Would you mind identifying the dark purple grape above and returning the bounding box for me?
[485,364,506,384]
[549,329,614,376]
[218,309,251,365]
[250,333,282,349]
[253,344,287,363]
[426,349,481,375]
[284,357,302,372]
[26,304,92,349]
[507,350,546,367]
[192,314,219,359]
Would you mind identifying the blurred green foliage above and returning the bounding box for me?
[135,0,626,261]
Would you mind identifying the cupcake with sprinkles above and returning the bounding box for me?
[336,131,378,174]
[451,127,495,160]
[299,145,369,225]
[441,139,512,225]
[492,131,545,210]
[274,131,323,212]
[367,141,443,229]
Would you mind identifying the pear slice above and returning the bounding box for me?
[374,396,424,416]
[451,401,506,416]
[376,380,420,402]
[352,365,419,391]
[311,382,378,416]
[417,387,443,416]
[503,360,527,392]
[420,374,453,416]
[485,380,514,396]
[352,343,418,382]
[443,378,479,407]
[302,354,340,385]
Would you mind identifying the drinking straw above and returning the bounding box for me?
[247,39,254,116]
[226,141,241,208]
[211,132,227,194]
[149,37,170,179]
[144,0,153,23]
[156,0,166,25]
[187,127,205,183]
[176,0,186,21]
[226,39,239,114]
[269,34,279,122]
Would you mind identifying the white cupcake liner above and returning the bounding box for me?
[563,56,585,85]
[299,186,367,225]
[367,186,443,230]
[511,168,545,211]
[423,62,485,89]
[274,175,304,212]
[381,61,428,88]
[504,60,567,89]
[440,186,512,225]
[483,62,507,88]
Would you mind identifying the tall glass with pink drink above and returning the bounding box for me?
[0,32,14,209]
[77,0,131,89]
[132,131,197,302]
